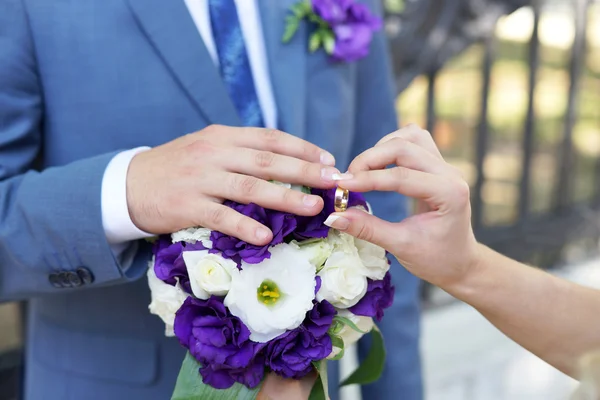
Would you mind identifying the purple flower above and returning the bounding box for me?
[152,235,206,294]
[153,236,189,292]
[311,0,382,62]
[294,188,368,240]
[349,272,394,321]
[174,297,266,389]
[210,201,297,267]
[304,300,337,338]
[312,0,353,24]
[265,301,335,379]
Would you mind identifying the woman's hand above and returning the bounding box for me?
[324,124,481,289]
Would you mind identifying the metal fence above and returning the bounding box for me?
[386,0,600,284]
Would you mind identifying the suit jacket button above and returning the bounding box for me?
[59,271,73,288]
[67,271,83,287]
[76,267,94,285]
[48,273,63,288]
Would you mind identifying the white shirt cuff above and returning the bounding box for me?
[101,147,154,245]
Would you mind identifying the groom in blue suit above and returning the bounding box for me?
[0,0,421,399]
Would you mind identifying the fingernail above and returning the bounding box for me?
[320,151,336,166]
[255,228,270,241]
[303,195,319,207]
[332,172,354,181]
[321,167,341,181]
[324,215,350,230]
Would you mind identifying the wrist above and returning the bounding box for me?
[442,242,490,302]
[102,147,153,244]
[125,151,148,233]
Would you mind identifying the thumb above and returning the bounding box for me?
[324,208,399,250]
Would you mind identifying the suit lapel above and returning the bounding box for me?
[125,0,241,126]
[257,0,308,138]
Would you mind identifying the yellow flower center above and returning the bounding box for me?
[257,280,282,306]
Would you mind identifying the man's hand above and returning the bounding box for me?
[324,124,480,290]
[126,125,342,245]
[257,371,318,400]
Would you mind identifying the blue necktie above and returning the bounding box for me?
[209,0,265,127]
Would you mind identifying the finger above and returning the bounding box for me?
[377,124,442,158]
[324,208,407,252]
[223,148,350,189]
[207,126,336,166]
[257,372,317,400]
[205,172,325,216]
[339,167,452,206]
[348,137,449,176]
[192,203,273,246]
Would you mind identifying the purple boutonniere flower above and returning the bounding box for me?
[283,0,382,62]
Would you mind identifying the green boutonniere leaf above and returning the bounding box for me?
[282,0,336,56]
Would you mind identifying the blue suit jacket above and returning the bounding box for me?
[0,0,421,399]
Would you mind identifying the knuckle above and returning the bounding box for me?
[233,176,260,197]
[188,138,215,155]
[234,216,248,236]
[254,151,276,169]
[301,142,317,161]
[355,222,373,242]
[453,180,471,205]
[300,161,315,179]
[261,129,284,145]
[389,138,410,155]
[391,166,410,181]
[281,187,296,205]
[201,124,223,136]
[205,206,227,226]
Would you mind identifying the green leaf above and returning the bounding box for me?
[171,352,262,400]
[309,32,322,52]
[340,326,386,387]
[144,236,158,244]
[328,334,345,361]
[323,31,335,54]
[282,17,300,43]
[300,185,311,194]
[332,316,369,335]
[308,360,329,400]
[328,319,344,335]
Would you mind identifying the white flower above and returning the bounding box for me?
[328,310,374,359]
[182,250,238,299]
[147,264,189,337]
[317,250,368,309]
[270,181,307,193]
[336,310,374,345]
[327,230,359,255]
[354,238,389,280]
[270,181,291,189]
[292,238,333,270]
[172,227,212,248]
[224,244,316,343]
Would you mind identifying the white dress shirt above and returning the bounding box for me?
[101,0,277,252]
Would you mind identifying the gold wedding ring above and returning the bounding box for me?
[334,187,349,212]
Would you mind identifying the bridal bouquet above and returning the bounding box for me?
[147,184,393,399]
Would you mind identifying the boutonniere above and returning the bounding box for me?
[282,0,383,62]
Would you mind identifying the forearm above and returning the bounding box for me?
[0,153,149,301]
[449,244,600,377]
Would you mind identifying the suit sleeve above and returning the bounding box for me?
[0,0,149,302]
[350,1,423,398]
